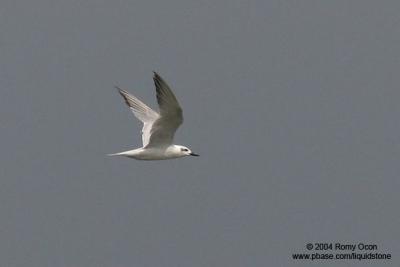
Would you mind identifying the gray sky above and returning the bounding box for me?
[1,0,399,266]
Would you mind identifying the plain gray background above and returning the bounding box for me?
[1,0,399,266]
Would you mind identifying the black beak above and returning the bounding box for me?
[190,152,199,157]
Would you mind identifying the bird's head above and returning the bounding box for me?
[176,145,199,157]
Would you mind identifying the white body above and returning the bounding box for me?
[108,72,198,160]
[110,145,190,160]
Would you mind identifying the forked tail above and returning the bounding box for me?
[107,152,124,156]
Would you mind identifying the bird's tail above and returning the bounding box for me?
[107,152,124,156]
[107,149,138,157]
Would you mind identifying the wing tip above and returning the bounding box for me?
[113,86,132,107]
[114,86,130,98]
[153,71,164,83]
[114,85,125,94]
[114,86,124,97]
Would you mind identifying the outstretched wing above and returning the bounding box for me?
[115,86,159,147]
[145,72,183,148]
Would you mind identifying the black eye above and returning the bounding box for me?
[181,148,188,152]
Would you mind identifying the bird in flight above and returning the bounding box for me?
[108,72,199,160]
